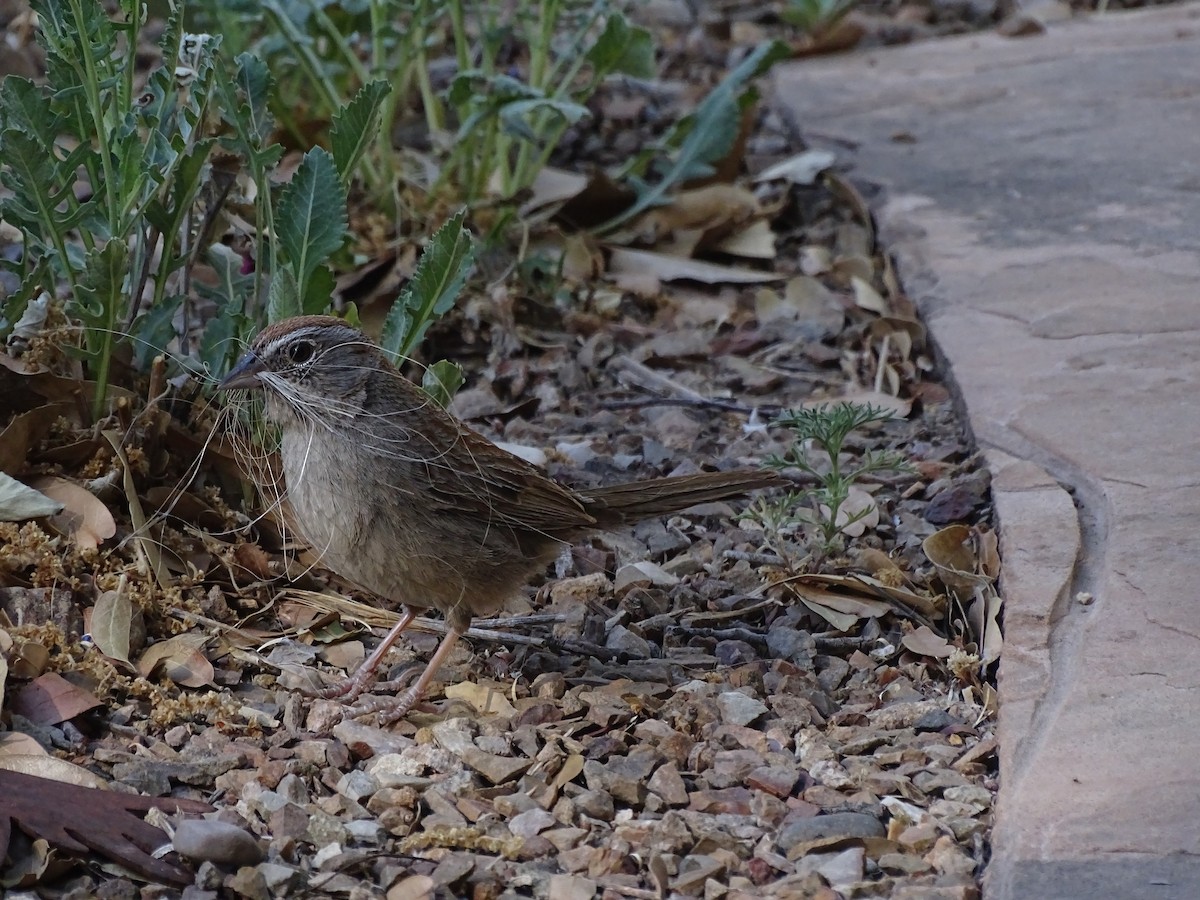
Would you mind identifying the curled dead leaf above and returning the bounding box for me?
[27,476,116,550]
[608,247,784,285]
[444,681,518,717]
[137,634,214,687]
[10,672,102,725]
[901,625,954,658]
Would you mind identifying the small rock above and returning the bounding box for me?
[582,748,659,804]
[257,863,304,893]
[717,691,768,726]
[173,820,263,868]
[776,812,884,854]
[547,874,598,900]
[943,784,993,810]
[224,866,268,900]
[306,810,348,847]
[268,803,311,845]
[275,774,309,806]
[926,835,977,879]
[914,709,957,732]
[573,789,616,821]
[795,846,864,887]
[878,852,934,875]
[336,770,379,803]
[509,807,557,838]
[459,747,531,785]
[531,672,566,699]
[746,765,800,799]
[715,640,758,666]
[672,855,726,895]
[707,750,765,788]
[647,762,689,806]
[605,624,653,658]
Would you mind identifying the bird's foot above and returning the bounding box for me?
[346,685,423,725]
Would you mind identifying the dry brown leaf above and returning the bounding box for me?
[968,587,1004,666]
[0,767,211,885]
[560,232,604,282]
[821,486,879,538]
[634,184,760,239]
[519,166,590,217]
[444,681,518,717]
[0,473,62,522]
[90,583,133,665]
[0,402,76,474]
[552,754,585,791]
[923,525,989,600]
[387,874,437,900]
[0,733,49,758]
[9,672,102,725]
[0,651,6,715]
[793,573,943,619]
[851,276,888,314]
[608,247,784,285]
[137,634,214,687]
[9,639,49,679]
[901,625,954,658]
[26,476,115,550]
[101,430,171,589]
[0,754,106,789]
[713,219,777,260]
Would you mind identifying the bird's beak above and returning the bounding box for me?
[217,351,264,391]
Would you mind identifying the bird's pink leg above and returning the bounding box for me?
[347,625,465,724]
[310,606,419,701]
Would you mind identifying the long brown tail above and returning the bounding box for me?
[579,469,786,528]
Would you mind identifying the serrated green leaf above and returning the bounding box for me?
[267,266,301,323]
[234,52,274,143]
[72,241,127,333]
[331,80,391,184]
[586,14,656,80]
[275,147,348,307]
[421,359,464,409]
[380,209,475,363]
[0,77,60,147]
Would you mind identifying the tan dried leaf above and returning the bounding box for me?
[137,634,214,687]
[608,247,784,285]
[900,625,954,658]
[9,672,102,725]
[444,681,518,717]
[90,585,133,665]
[26,476,115,549]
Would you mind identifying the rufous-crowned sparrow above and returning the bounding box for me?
[218,315,783,722]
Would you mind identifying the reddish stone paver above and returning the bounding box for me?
[774,6,1200,898]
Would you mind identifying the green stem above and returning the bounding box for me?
[67,0,120,237]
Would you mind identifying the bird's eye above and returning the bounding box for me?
[287,340,315,365]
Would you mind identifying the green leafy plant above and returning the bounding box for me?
[197,0,655,210]
[597,40,791,234]
[764,402,912,556]
[781,0,860,36]
[0,0,410,396]
[380,207,475,407]
[0,0,221,417]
